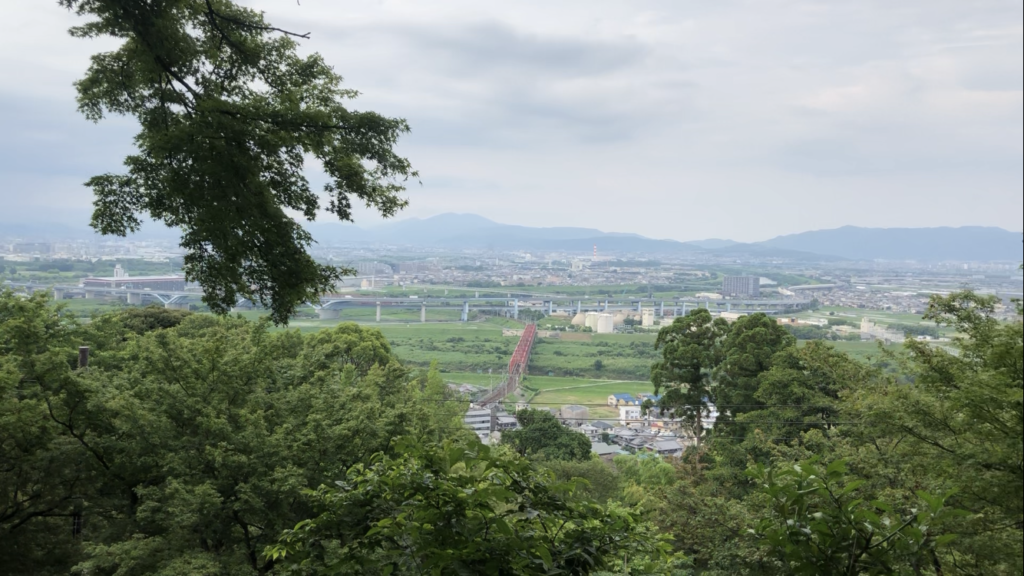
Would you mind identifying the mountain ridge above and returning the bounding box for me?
[3,213,1020,262]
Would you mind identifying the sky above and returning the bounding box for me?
[1,0,1021,243]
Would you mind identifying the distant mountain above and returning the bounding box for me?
[686,238,739,249]
[757,226,1023,262]
[0,221,180,242]
[306,215,1021,261]
[4,213,1019,262]
[306,213,702,254]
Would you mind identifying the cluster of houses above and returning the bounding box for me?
[463,390,718,460]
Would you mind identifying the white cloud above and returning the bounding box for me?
[0,0,1020,241]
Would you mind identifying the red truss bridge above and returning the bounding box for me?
[479,323,536,405]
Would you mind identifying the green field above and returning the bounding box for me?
[46,296,914,378]
[529,333,658,380]
[527,380,655,419]
[441,371,654,420]
[54,298,128,318]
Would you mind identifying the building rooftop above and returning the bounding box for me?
[82,275,186,282]
[590,441,620,456]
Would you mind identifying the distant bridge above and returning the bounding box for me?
[478,324,536,405]
[4,281,813,321]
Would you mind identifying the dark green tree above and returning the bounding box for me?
[0,291,93,574]
[541,458,622,504]
[60,0,416,324]
[735,341,866,443]
[846,291,1023,572]
[1,290,468,575]
[650,308,729,444]
[749,458,962,575]
[503,409,591,462]
[267,440,669,575]
[714,312,795,416]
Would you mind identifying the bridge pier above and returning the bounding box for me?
[659,301,664,317]
[462,301,469,322]
[547,301,553,315]
[53,288,66,300]
[637,301,642,313]
[376,302,381,322]
[727,302,732,312]
[317,308,340,320]
[127,292,143,305]
[576,301,581,316]
[603,299,609,312]
[513,299,519,320]
[420,303,426,323]
[85,290,99,300]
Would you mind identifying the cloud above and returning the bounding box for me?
[0,0,1020,242]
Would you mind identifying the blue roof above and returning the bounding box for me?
[611,393,635,400]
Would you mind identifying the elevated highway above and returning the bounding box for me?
[5,281,813,321]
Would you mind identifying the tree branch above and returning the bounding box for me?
[204,1,310,39]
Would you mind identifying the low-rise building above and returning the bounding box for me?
[464,406,519,442]
[560,404,589,426]
[590,441,621,461]
[619,405,642,426]
[81,275,187,291]
[579,424,600,442]
[607,393,639,406]
[647,439,685,457]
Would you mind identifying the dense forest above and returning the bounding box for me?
[2,288,1020,575]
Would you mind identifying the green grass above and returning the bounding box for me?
[529,334,658,381]
[56,298,128,318]
[520,375,610,390]
[528,380,656,419]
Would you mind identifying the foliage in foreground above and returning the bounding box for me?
[0,292,463,575]
[1,292,663,575]
[268,440,669,575]
[638,300,1022,575]
[750,458,962,575]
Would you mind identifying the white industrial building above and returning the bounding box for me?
[641,308,655,327]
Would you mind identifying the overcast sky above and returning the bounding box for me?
[1,0,1021,242]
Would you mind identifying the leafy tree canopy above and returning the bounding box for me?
[504,409,592,462]
[269,440,670,575]
[650,308,729,442]
[0,290,459,575]
[60,0,416,324]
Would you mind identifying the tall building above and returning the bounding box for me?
[721,275,760,297]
